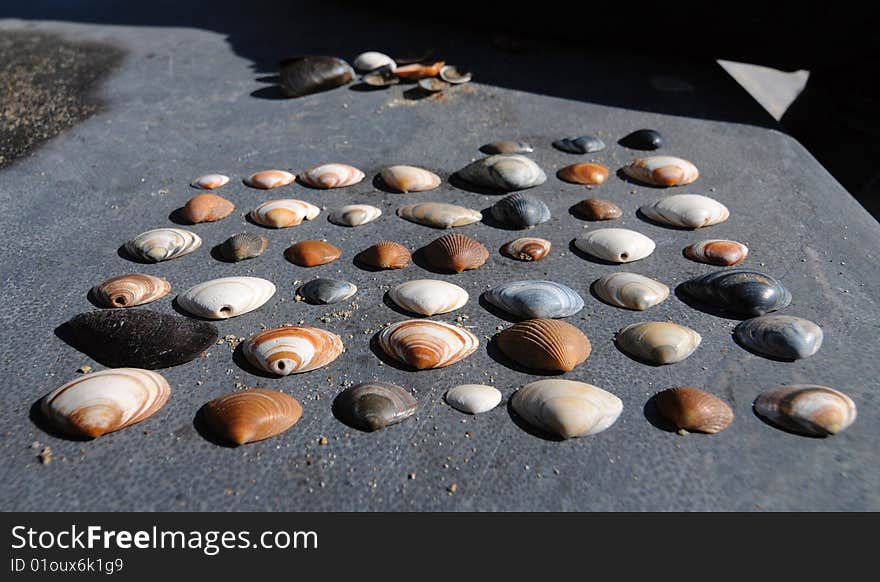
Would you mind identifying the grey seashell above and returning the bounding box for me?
[418,78,448,93]
[734,315,823,360]
[353,51,396,72]
[754,385,856,437]
[396,202,482,228]
[480,141,534,155]
[333,382,417,432]
[511,379,622,439]
[640,194,729,228]
[552,136,606,154]
[592,272,670,310]
[125,228,202,263]
[298,278,358,305]
[457,154,547,192]
[328,204,382,227]
[439,65,471,84]
[218,233,267,262]
[616,321,701,365]
[445,384,502,414]
[484,280,584,319]
[489,193,551,229]
[574,228,656,263]
[280,56,354,98]
[680,269,791,318]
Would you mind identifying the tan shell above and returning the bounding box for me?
[191,173,229,190]
[592,272,670,311]
[616,322,701,365]
[655,387,734,434]
[497,319,591,372]
[357,241,411,269]
[395,60,445,79]
[284,240,342,267]
[640,194,729,228]
[202,388,303,445]
[572,198,623,221]
[299,163,365,189]
[328,204,382,227]
[380,165,441,193]
[622,156,699,187]
[218,233,268,262]
[244,170,296,189]
[182,193,235,224]
[754,385,856,437]
[501,237,551,262]
[422,233,489,273]
[684,239,749,266]
[249,199,320,228]
[378,319,479,370]
[92,274,171,308]
[512,379,622,439]
[243,325,344,376]
[125,228,202,263]
[557,163,610,185]
[397,202,482,228]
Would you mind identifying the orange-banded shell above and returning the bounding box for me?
[378,319,479,370]
[243,325,344,376]
[572,198,623,221]
[284,240,342,267]
[357,241,411,269]
[92,274,171,308]
[182,193,235,223]
[422,233,489,273]
[218,233,268,262]
[202,388,302,445]
[655,387,734,434]
[684,239,749,266]
[622,156,699,187]
[557,162,610,185]
[244,170,296,189]
[501,237,551,261]
[191,173,229,190]
[496,319,591,372]
[250,199,320,228]
[299,163,365,189]
[125,228,202,263]
[395,60,445,79]
[754,385,856,437]
[380,165,441,193]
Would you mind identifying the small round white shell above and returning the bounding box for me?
[445,384,502,414]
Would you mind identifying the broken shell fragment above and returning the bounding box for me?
[284,240,342,267]
[353,51,396,72]
[328,204,382,227]
[457,154,547,192]
[421,233,489,273]
[552,136,605,154]
[177,277,275,320]
[480,140,533,155]
[394,60,445,79]
[249,199,320,228]
[244,170,296,189]
[592,272,669,311]
[572,198,622,221]
[616,322,701,365]
[125,228,202,263]
[754,385,856,437]
[445,384,501,414]
[574,228,655,263]
[620,129,664,150]
[218,233,267,262]
[280,55,354,97]
[640,194,729,228]
[684,239,748,266]
[333,382,417,432]
[511,379,622,439]
[202,388,303,445]
[622,156,699,187]
[191,173,229,190]
[378,319,479,370]
[734,315,823,360]
[92,274,171,308]
[484,280,584,319]
[557,162,610,185]
[363,65,399,87]
[397,202,481,228]
[380,165,441,193]
[680,269,791,317]
[655,387,734,434]
[389,279,468,316]
[181,193,235,224]
[489,193,551,229]
[501,237,551,262]
[496,319,591,373]
[298,278,357,305]
[357,241,411,269]
[418,77,448,92]
[439,65,471,84]
[300,163,365,189]
[243,325,344,376]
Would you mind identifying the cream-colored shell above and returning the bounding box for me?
[593,272,670,310]
[177,277,276,319]
[378,319,479,370]
[353,51,396,72]
[191,173,230,189]
[397,203,482,228]
[244,170,296,189]
[249,199,320,228]
[622,156,699,186]
[300,163,365,189]
[616,321,702,364]
[328,204,382,227]
[511,379,622,439]
[380,165,441,193]
[574,228,655,263]
[125,228,202,263]
[445,384,502,414]
[640,194,730,228]
[388,279,469,316]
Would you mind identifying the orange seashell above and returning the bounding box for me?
[191,173,229,190]
[250,199,320,228]
[284,240,342,267]
[202,388,303,445]
[181,193,235,224]
[243,326,344,376]
[395,60,445,80]
[501,237,551,262]
[572,198,622,221]
[557,163,609,185]
[378,319,479,370]
[654,387,734,434]
[244,170,296,189]
[421,233,489,273]
[92,274,171,308]
[684,239,749,266]
[497,319,591,372]
[357,241,411,269]
[299,163,365,189]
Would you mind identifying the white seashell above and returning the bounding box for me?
[511,379,622,439]
[445,384,502,414]
[396,202,482,228]
[592,272,670,310]
[125,228,202,263]
[177,277,275,319]
[640,194,730,228]
[249,199,320,228]
[299,163,365,189]
[191,173,229,190]
[243,326,344,376]
[380,165,442,193]
[353,51,397,72]
[622,156,699,187]
[244,170,296,189]
[328,204,382,227]
[389,279,469,316]
[574,228,655,263]
[378,319,479,370]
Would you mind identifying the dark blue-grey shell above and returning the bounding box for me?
[489,193,551,229]
[484,280,584,319]
[298,278,357,305]
[552,136,606,154]
[680,269,791,318]
[734,315,823,360]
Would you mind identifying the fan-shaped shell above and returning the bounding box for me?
[640,194,729,228]
[489,193,551,229]
[557,163,609,185]
[480,141,533,155]
[177,277,275,319]
[457,154,547,191]
[496,319,591,372]
[380,165,441,193]
[622,156,699,186]
[202,388,302,445]
[620,129,664,150]
[353,51,396,72]
[572,198,622,221]
[397,202,481,228]
[501,237,551,261]
[249,199,320,228]
[218,233,267,262]
[333,382,417,432]
[680,269,791,317]
[378,320,479,370]
[92,274,171,308]
[445,384,502,414]
[300,163,365,189]
[574,228,655,263]
[394,60,445,79]
[243,325,343,376]
[552,136,605,154]
[181,193,235,223]
[754,385,856,437]
[421,233,489,272]
[684,239,748,266]
[616,322,701,365]
[357,241,411,269]
[655,387,734,434]
[244,170,296,189]
[389,279,468,316]
[284,240,342,267]
[41,368,170,439]
[511,379,622,439]
[485,280,584,319]
[280,56,354,97]
[734,315,823,360]
[125,228,201,263]
[298,278,357,305]
[191,173,229,190]
[328,204,382,227]
[592,272,670,310]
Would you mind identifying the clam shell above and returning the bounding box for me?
[680,269,791,317]
[734,315,823,360]
[622,156,699,187]
[300,163,365,189]
[480,140,533,155]
[574,228,655,263]
[418,77,448,92]
[244,170,296,189]
[333,382,417,432]
[284,240,342,267]
[328,204,382,227]
[654,387,734,434]
[439,65,471,84]
[243,325,344,376]
[394,60,445,79]
[616,321,701,365]
[298,278,358,305]
[280,55,353,97]
[353,51,396,72]
[41,368,170,439]
[357,241,411,269]
[202,388,302,445]
[218,233,267,262]
[557,163,609,185]
[592,272,669,311]
[501,237,551,261]
[640,194,729,228]
[250,199,320,228]
[380,165,441,193]
[363,65,399,87]
[397,202,481,228]
[684,239,748,266]
[178,277,275,320]
[389,279,468,315]
[445,384,501,414]
[754,385,856,437]
[191,173,229,190]
[496,319,591,372]
[125,228,202,263]
[620,129,664,150]
[378,319,479,370]
[511,379,622,439]
[421,233,489,272]
[484,280,584,319]
[572,198,622,221]
[489,193,551,229]
[457,154,547,192]
[552,136,605,154]
[92,274,171,308]
[181,193,235,224]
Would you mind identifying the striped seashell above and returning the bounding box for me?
[125,228,202,263]
[357,241,411,269]
[754,385,856,437]
[298,278,357,305]
[734,315,823,361]
[202,388,302,445]
[41,368,170,439]
[616,321,701,365]
[501,237,551,261]
[300,163,365,189]
[181,193,235,224]
[243,325,344,376]
[445,384,502,414]
[92,274,171,308]
[218,233,267,262]
[244,170,296,189]
[249,199,320,228]
[380,165,441,193]
[353,51,396,72]
[333,382,417,432]
[572,198,622,221]
[592,272,669,311]
[480,141,534,155]
[177,277,275,319]
[512,379,622,439]
[457,154,547,191]
[574,228,655,263]
[557,162,610,185]
[640,194,729,228]
[328,204,382,227]
[489,193,551,229]
[394,60,445,79]
[496,319,591,372]
[389,279,468,315]
[284,240,342,267]
[655,387,734,434]
[421,233,489,272]
[191,173,229,190]
[485,280,584,319]
[378,319,479,370]
[622,156,699,187]
[397,202,481,228]
[680,269,791,317]
[684,239,749,266]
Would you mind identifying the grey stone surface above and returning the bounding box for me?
[0,6,878,511]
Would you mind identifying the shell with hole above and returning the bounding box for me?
[177,277,275,320]
[243,325,344,376]
[574,228,655,263]
[92,274,171,308]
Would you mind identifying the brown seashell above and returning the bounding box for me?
[191,173,229,190]
[202,388,303,445]
[684,239,749,266]
[496,319,592,372]
[421,233,489,273]
[244,170,296,189]
[249,199,320,228]
[92,274,171,308]
[218,233,268,262]
[573,198,623,221]
[181,193,235,224]
[284,240,342,267]
[357,241,411,269]
[395,60,445,80]
[754,385,856,437]
[243,326,343,376]
[654,387,734,434]
[501,237,551,262]
[557,163,610,185]
[378,319,479,370]
[299,163,365,189]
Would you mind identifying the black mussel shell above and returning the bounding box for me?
[619,129,664,150]
[552,136,605,154]
[280,56,354,98]
[679,269,792,318]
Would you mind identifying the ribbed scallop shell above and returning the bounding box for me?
[243,326,344,376]
[357,241,411,269]
[684,239,748,265]
[501,237,551,261]
[389,279,468,316]
[333,382,417,432]
[622,156,699,186]
[734,315,823,360]
[445,384,502,414]
[497,319,591,372]
[641,194,729,228]
[592,272,669,310]
[490,193,551,229]
[574,228,655,263]
[572,198,622,221]
[422,233,489,272]
[655,387,734,434]
[191,173,229,190]
[380,165,441,193]
[616,322,701,365]
[485,280,584,319]
[218,233,267,262]
[177,277,275,319]
[300,163,365,189]
[92,274,171,308]
[328,204,382,226]
[557,163,610,185]
[42,368,170,439]
[250,199,320,228]
[511,379,622,439]
[480,141,533,155]
[680,269,791,317]
[353,51,396,72]
[125,228,202,263]
[202,388,302,445]
[457,154,547,191]
[754,385,856,437]
[284,240,342,267]
[397,202,481,228]
[378,319,479,370]
[298,278,357,305]
[244,170,296,189]
[182,193,235,223]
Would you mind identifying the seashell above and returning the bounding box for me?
[328,204,382,227]
[489,193,551,229]
[394,60,445,80]
[218,233,267,262]
[622,156,699,187]
[511,379,622,439]
[572,197,622,221]
[62,309,218,369]
[244,170,296,189]
[418,77,448,92]
[177,277,275,319]
[280,55,354,97]
[457,154,547,192]
[378,319,479,370]
[592,272,669,310]
[284,240,342,267]
[421,233,489,272]
[353,51,396,72]
[574,228,655,263]
[181,193,235,224]
[439,65,471,84]
[363,65,399,87]
[480,140,534,155]
[484,280,584,319]
[41,368,170,439]
[298,278,357,305]
[557,163,609,185]
[680,269,791,317]
[616,321,701,365]
[496,319,591,372]
[654,387,734,434]
[243,326,344,376]
[125,228,201,263]
[397,202,481,228]
[333,382,417,432]
[640,194,729,228]
[191,173,229,190]
[202,388,302,445]
[389,279,468,316]
[620,129,665,150]
[552,136,605,154]
[357,241,411,269]
[445,384,501,414]
[501,237,551,262]
[380,165,441,193]
[249,199,320,228]
[299,163,365,189]
[754,385,856,437]
[734,315,823,360]
[684,239,748,266]
[92,274,171,308]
